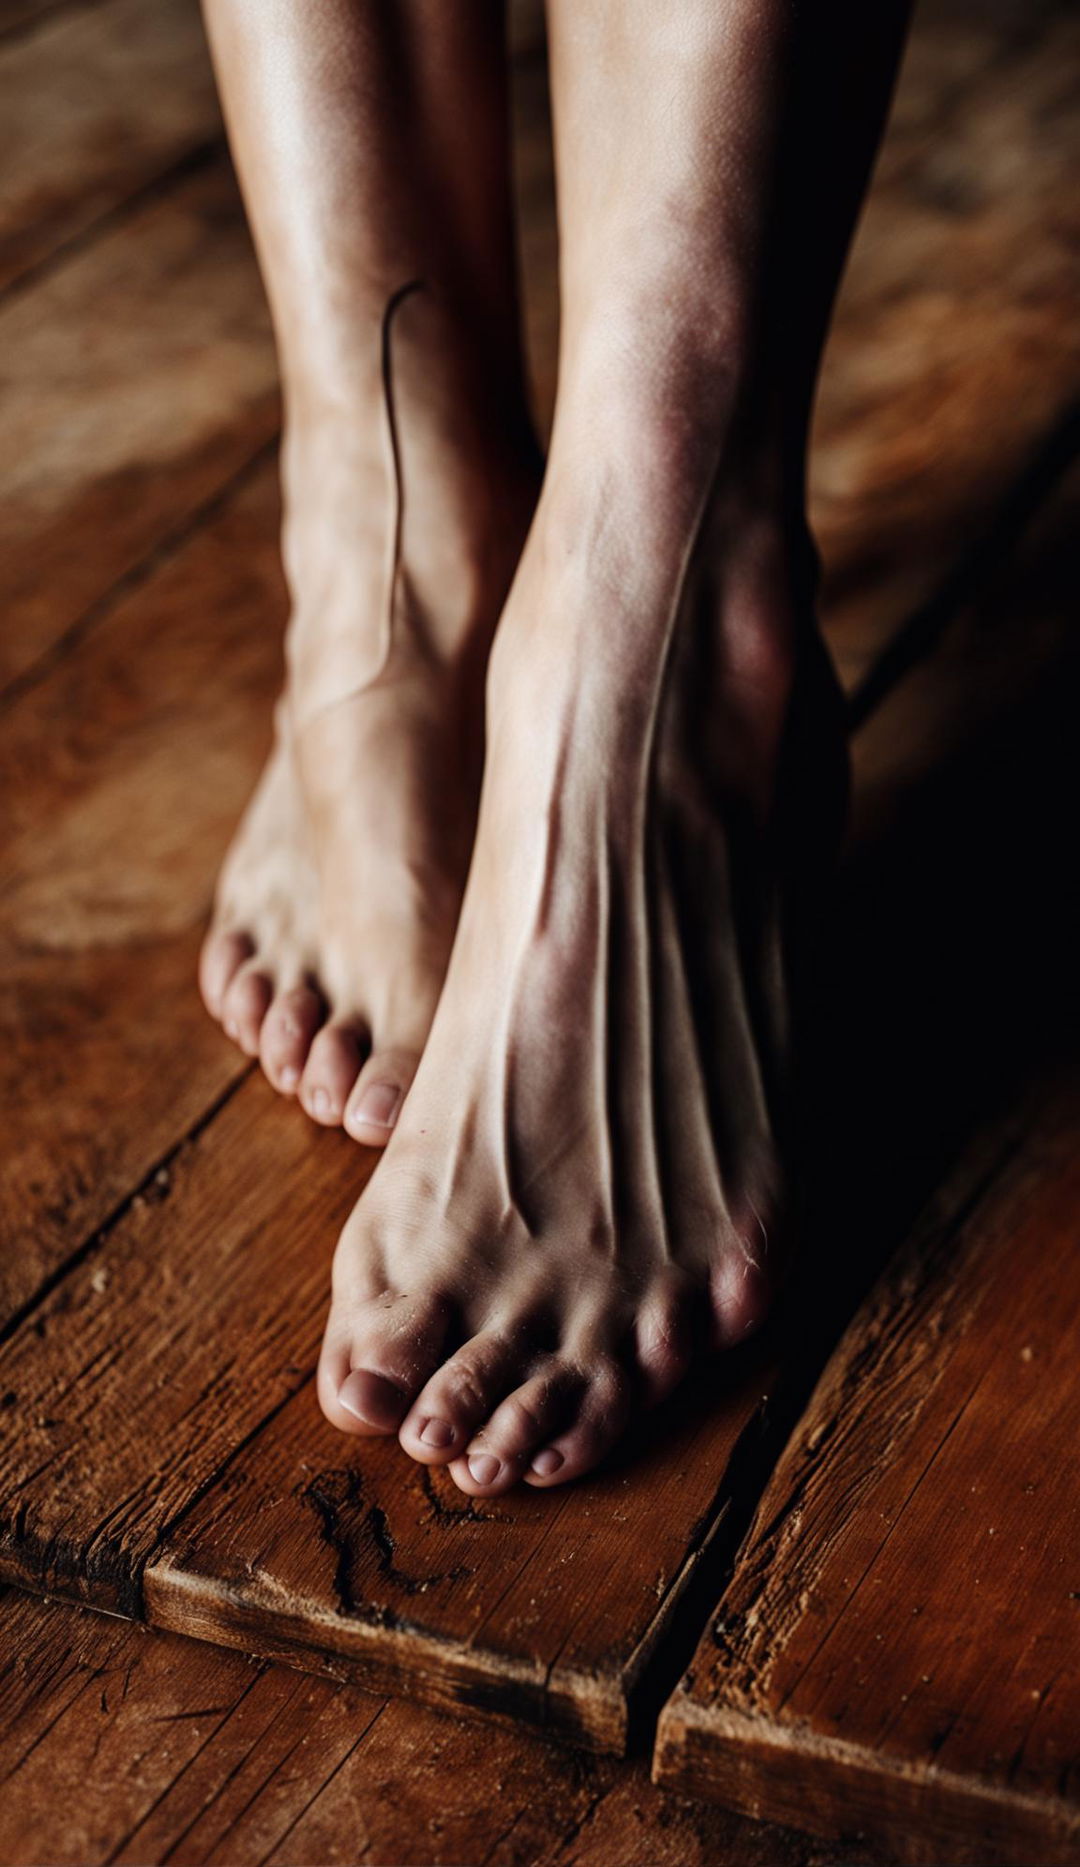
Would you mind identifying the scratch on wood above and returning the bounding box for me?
[299,1468,473,1615]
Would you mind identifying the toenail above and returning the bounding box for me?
[419,1417,455,1448]
[530,1448,564,1477]
[352,1081,402,1131]
[468,1453,501,1485]
[338,1369,406,1427]
[312,1086,331,1117]
[279,1066,299,1091]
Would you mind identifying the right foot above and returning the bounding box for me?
[317,379,850,1490]
[199,287,538,1143]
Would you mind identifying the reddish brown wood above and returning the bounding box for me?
[0,0,1077,1838]
[0,1588,878,1867]
[0,0,220,293]
[654,1079,1080,1865]
[140,472,1080,1757]
[143,1351,773,1752]
[0,1075,377,1618]
[810,3,1080,689]
[0,158,278,694]
[0,2,68,38]
[0,466,286,1323]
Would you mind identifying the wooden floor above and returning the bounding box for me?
[1,0,1079,1861]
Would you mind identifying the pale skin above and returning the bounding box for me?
[200,0,911,1493]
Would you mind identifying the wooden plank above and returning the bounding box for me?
[654,1077,1080,1866]
[0,1587,880,1867]
[0,1,75,39]
[0,0,1076,1786]
[0,0,1075,1755]
[0,156,277,695]
[0,393,762,1753]
[811,3,1080,688]
[142,1355,772,1752]
[0,465,284,1322]
[800,469,1080,1350]
[133,464,1078,1755]
[655,489,1080,1858]
[0,1073,373,1619]
[0,0,220,294]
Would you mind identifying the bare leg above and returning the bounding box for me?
[198,0,540,1140]
[319,0,912,1484]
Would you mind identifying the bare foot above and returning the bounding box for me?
[317,416,849,1486]
[200,287,538,1142]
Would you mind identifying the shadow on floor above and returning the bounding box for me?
[622,479,1080,1755]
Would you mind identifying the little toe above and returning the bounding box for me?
[220,963,272,1055]
[260,985,323,1094]
[318,1291,451,1437]
[447,1364,579,1495]
[344,1047,420,1147]
[199,929,253,1020]
[399,1330,527,1466]
[300,1023,366,1126]
[522,1355,631,1488]
[709,1247,773,1350]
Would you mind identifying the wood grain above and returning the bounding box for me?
[0,0,220,293]
[654,1078,1080,1865]
[0,1074,377,1618]
[0,1586,883,1867]
[0,466,286,1326]
[0,157,277,696]
[648,441,1080,1855]
[810,4,1080,688]
[137,467,1080,1755]
[0,0,1077,1819]
[144,1348,775,1752]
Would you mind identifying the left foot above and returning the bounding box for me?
[317,398,849,1493]
[199,285,539,1139]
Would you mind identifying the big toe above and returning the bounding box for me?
[318,1290,451,1438]
[199,928,253,1020]
[220,962,272,1055]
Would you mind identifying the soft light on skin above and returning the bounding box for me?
[202,0,910,1494]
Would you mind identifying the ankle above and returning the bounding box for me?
[279,402,538,719]
[486,444,812,777]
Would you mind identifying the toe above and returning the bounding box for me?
[522,1354,631,1489]
[399,1329,533,1466]
[301,1023,366,1126]
[634,1274,695,1405]
[260,985,323,1094]
[318,1291,451,1438]
[710,1245,773,1349]
[344,1047,420,1147]
[220,963,272,1055]
[199,929,253,1019]
[447,1363,580,1495]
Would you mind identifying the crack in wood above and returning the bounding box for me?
[298,1468,473,1618]
[417,1462,510,1528]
